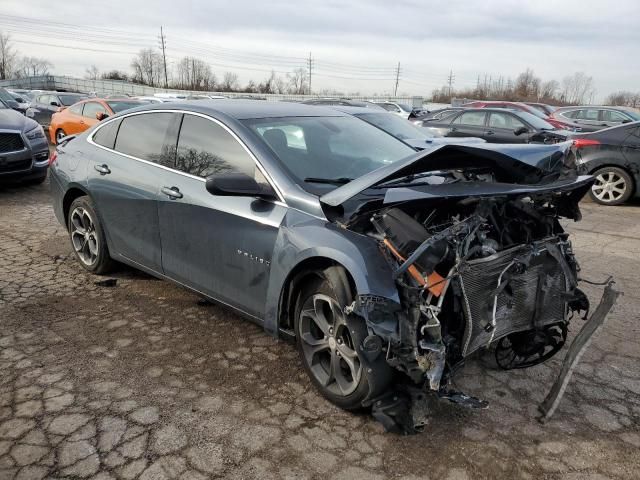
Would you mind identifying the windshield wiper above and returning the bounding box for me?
[375,171,442,188]
[304,177,353,185]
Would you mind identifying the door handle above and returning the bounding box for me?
[94,164,111,175]
[161,186,183,199]
[80,120,85,125]
[485,130,495,135]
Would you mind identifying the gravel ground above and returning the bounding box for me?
[0,179,639,480]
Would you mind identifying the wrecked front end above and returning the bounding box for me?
[322,143,615,432]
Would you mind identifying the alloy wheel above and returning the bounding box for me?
[298,294,362,397]
[592,171,626,203]
[56,130,66,144]
[70,207,99,266]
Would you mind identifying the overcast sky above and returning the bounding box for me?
[2,0,638,99]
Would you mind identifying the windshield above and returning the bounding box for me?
[516,111,555,130]
[243,116,415,193]
[59,94,87,106]
[107,101,146,113]
[0,99,8,109]
[397,103,413,112]
[0,89,15,103]
[356,112,438,140]
[624,109,640,121]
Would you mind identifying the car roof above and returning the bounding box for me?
[328,105,387,115]
[126,99,346,119]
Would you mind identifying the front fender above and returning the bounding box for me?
[264,210,400,336]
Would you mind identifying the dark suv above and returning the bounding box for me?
[26,92,88,128]
[0,99,50,184]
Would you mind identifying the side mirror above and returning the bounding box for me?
[96,112,109,121]
[622,119,631,124]
[514,126,529,136]
[205,172,276,199]
[50,101,60,107]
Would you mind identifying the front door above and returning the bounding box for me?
[158,113,286,318]
[449,111,487,139]
[87,112,179,272]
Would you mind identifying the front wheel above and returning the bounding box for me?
[589,167,633,205]
[67,196,114,274]
[295,267,372,410]
[55,129,66,145]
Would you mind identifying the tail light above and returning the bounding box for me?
[573,138,601,149]
[49,150,58,166]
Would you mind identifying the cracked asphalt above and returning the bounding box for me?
[0,179,639,480]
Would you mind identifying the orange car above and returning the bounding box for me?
[49,98,146,144]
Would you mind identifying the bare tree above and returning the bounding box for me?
[540,80,559,100]
[175,57,216,90]
[0,32,17,80]
[561,72,595,104]
[14,57,53,77]
[220,72,239,92]
[131,49,164,87]
[102,70,128,81]
[85,65,100,80]
[514,68,540,100]
[605,91,640,108]
[287,68,308,94]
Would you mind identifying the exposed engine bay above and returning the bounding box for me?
[316,143,620,433]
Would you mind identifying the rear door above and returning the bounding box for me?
[485,111,529,143]
[449,111,487,139]
[157,113,286,318]
[573,109,603,132]
[87,112,179,272]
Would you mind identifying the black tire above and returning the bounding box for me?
[589,166,634,206]
[67,196,114,274]
[294,266,372,410]
[55,128,67,145]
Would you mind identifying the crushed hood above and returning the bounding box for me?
[320,142,580,208]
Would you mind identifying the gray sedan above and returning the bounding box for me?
[50,101,596,432]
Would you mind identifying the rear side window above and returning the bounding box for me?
[488,112,525,129]
[115,113,175,167]
[454,111,486,126]
[601,110,628,122]
[175,114,262,180]
[561,110,579,119]
[93,119,121,149]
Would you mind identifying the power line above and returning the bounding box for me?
[447,69,455,97]
[308,52,313,94]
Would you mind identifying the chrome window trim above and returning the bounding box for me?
[87,109,286,204]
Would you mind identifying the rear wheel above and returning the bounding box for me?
[294,267,371,410]
[67,196,114,274]
[55,128,66,145]
[589,167,633,205]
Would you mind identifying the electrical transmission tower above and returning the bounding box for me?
[447,69,455,98]
[308,52,313,94]
[159,26,168,88]
[394,62,401,96]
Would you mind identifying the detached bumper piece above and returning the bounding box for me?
[538,281,621,422]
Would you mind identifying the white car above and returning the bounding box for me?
[135,96,176,104]
[374,101,414,119]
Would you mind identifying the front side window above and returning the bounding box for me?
[488,112,525,129]
[454,111,486,126]
[58,94,87,106]
[601,110,628,122]
[576,109,599,121]
[114,113,175,167]
[83,102,107,119]
[107,101,145,113]
[175,114,264,181]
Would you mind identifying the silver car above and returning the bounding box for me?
[50,101,596,432]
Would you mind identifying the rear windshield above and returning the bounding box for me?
[517,111,555,130]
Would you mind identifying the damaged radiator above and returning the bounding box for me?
[459,240,568,356]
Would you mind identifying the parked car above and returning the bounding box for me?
[26,92,88,127]
[302,98,385,109]
[569,121,640,205]
[49,98,148,144]
[524,102,557,116]
[8,90,31,110]
[0,87,27,114]
[551,106,640,133]
[0,99,49,184]
[463,101,572,130]
[134,96,175,104]
[374,101,416,119]
[425,108,568,144]
[50,101,595,432]
[331,105,485,149]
